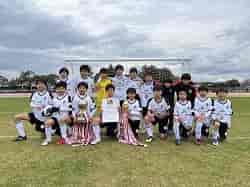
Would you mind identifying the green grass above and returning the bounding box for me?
[0,97,250,187]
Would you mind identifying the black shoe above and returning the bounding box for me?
[13,136,27,142]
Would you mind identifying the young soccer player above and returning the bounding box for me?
[13,80,52,141]
[193,85,213,145]
[95,68,112,112]
[144,86,170,142]
[174,89,193,145]
[126,88,142,137]
[140,72,154,116]
[58,67,75,97]
[211,88,233,146]
[112,65,128,105]
[71,82,100,145]
[101,84,120,137]
[75,65,95,97]
[41,81,73,146]
[126,67,143,97]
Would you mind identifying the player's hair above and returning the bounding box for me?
[59,67,69,75]
[153,85,163,92]
[129,67,138,74]
[80,65,91,72]
[115,64,124,72]
[198,85,209,92]
[181,73,191,80]
[165,79,173,84]
[127,87,136,94]
[178,89,188,95]
[99,68,108,74]
[35,79,47,87]
[77,81,88,89]
[105,84,115,91]
[55,81,67,89]
[216,87,228,94]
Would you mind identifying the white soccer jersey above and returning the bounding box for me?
[194,96,213,119]
[148,98,170,114]
[140,81,154,107]
[56,78,75,97]
[112,75,129,101]
[72,94,96,117]
[126,77,143,95]
[30,91,52,122]
[75,77,95,97]
[174,100,193,125]
[127,99,142,121]
[212,99,233,127]
[51,94,72,120]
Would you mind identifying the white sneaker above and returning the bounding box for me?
[212,140,219,146]
[41,140,51,146]
[91,138,101,145]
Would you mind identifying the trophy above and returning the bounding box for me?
[77,100,88,125]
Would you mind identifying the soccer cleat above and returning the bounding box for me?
[56,138,66,145]
[145,136,153,143]
[212,139,219,146]
[175,139,181,145]
[159,133,166,139]
[41,140,51,146]
[91,138,101,145]
[195,139,201,145]
[13,136,27,142]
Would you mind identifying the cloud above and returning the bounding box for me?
[0,0,250,81]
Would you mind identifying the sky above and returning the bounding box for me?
[0,0,250,82]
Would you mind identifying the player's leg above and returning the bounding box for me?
[212,121,220,146]
[57,115,72,144]
[41,118,55,146]
[158,118,168,139]
[13,113,31,141]
[173,119,181,145]
[91,117,101,145]
[144,115,154,142]
[219,122,228,142]
[195,119,203,144]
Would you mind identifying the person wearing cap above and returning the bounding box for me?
[174,73,196,108]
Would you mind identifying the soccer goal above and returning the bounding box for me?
[62,57,192,79]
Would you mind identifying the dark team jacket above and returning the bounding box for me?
[162,86,175,109]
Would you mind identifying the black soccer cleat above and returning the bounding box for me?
[13,136,27,142]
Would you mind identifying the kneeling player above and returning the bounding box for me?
[193,86,213,145]
[13,80,52,141]
[144,86,170,142]
[41,81,73,146]
[211,88,233,146]
[174,89,193,145]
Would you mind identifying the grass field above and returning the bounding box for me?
[0,97,250,187]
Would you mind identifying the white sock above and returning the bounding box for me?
[174,121,180,140]
[16,122,26,137]
[145,123,153,137]
[59,124,67,139]
[93,125,101,140]
[45,126,52,142]
[212,128,219,140]
[195,122,203,140]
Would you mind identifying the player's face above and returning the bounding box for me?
[56,87,66,96]
[217,92,227,100]
[60,71,68,80]
[80,70,89,78]
[179,91,187,100]
[128,92,136,100]
[164,82,171,88]
[199,90,208,98]
[78,86,87,95]
[116,69,123,76]
[154,90,162,99]
[36,82,46,92]
[130,72,137,79]
[100,73,108,79]
[182,79,190,85]
[145,75,152,82]
[107,88,114,97]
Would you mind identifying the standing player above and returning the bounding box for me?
[57,67,75,97]
[140,72,155,116]
[126,67,143,97]
[174,73,196,108]
[112,65,128,105]
[144,86,170,142]
[211,88,233,146]
[126,88,142,137]
[13,80,52,141]
[193,86,213,145]
[41,81,73,146]
[173,89,193,145]
[75,65,95,97]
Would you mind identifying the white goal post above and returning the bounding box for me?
[63,57,192,77]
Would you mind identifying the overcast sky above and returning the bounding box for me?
[0,0,250,81]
